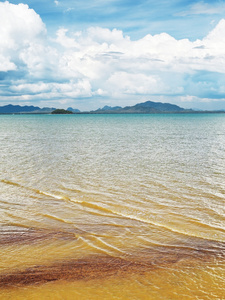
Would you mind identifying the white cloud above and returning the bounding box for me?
[178,1,225,16]
[180,95,225,104]
[10,80,92,98]
[53,22,225,89]
[106,72,164,95]
[0,1,46,72]
[56,28,79,48]
[0,54,17,72]
[54,23,225,78]
[19,43,60,79]
[204,19,225,47]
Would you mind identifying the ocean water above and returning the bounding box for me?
[0,113,224,299]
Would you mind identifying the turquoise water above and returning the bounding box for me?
[0,113,225,299]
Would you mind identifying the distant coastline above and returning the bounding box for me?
[1,101,225,115]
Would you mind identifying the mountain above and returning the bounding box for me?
[121,101,188,113]
[0,104,56,114]
[67,107,80,113]
[0,104,40,114]
[95,105,122,112]
[91,101,191,114]
[38,107,56,113]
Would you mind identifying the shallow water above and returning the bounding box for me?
[0,114,224,299]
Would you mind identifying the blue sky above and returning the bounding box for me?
[10,0,224,40]
[1,0,225,110]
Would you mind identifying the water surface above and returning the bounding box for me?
[0,114,224,299]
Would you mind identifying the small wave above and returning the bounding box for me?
[89,235,125,255]
[37,191,70,201]
[1,179,71,203]
[1,179,21,187]
[77,235,116,256]
[1,179,224,243]
[41,213,75,225]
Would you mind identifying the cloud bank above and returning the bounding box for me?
[1,1,225,110]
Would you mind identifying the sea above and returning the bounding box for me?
[0,113,224,299]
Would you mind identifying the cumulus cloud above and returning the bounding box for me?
[10,79,92,98]
[1,1,225,109]
[54,22,225,77]
[52,22,225,103]
[0,1,46,72]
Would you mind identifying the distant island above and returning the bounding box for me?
[89,101,192,114]
[51,109,73,114]
[0,101,225,114]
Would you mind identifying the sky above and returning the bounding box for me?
[1,1,225,110]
